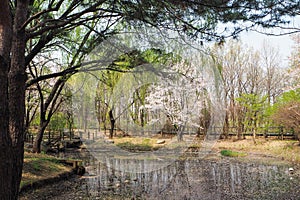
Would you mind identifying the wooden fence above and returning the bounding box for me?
[25,126,297,144]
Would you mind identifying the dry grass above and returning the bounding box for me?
[112,136,300,164]
[113,137,171,149]
[213,138,300,163]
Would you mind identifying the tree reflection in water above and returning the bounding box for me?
[81,156,300,200]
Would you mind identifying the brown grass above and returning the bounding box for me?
[213,138,300,163]
[112,137,171,149]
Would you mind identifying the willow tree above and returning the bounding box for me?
[0,0,299,199]
[95,48,170,138]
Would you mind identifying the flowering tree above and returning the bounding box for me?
[144,59,208,141]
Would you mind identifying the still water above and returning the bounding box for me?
[82,157,300,199]
[21,150,300,200]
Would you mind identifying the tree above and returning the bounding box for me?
[269,90,300,140]
[0,1,27,199]
[288,34,300,89]
[237,93,267,143]
[144,59,207,141]
[211,41,260,139]
[266,35,300,138]
[32,76,71,153]
[260,41,285,105]
[1,0,300,199]
[94,48,171,138]
[211,40,287,139]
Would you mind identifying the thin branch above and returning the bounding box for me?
[21,0,64,29]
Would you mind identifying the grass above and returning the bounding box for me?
[116,142,154,152]
[214,138,300,163]
[103,135,300,165]
[113,137,165,152]
[21,152,73,189]
[220,149,247,157]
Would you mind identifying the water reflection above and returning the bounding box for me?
[78,155,300,200]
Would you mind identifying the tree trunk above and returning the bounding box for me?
[0,1,13,198]
[8,0,28,196]
[109,109,115,139]
[0,0,29,199]
[33,122,49,153]
[223,111,229,139]
[237,109,244,140]
[177,125,185,141]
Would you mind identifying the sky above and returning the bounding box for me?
[241,31,294,67]
[241,16,300,68]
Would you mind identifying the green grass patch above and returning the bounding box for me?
[20,180,32,189]
[32,160,41,171]
[220,149,247,157]
[21,152,73,190]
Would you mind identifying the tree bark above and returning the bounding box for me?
[8,0,29,198]
[33,122,49,153]
[223,111,229,139]
[0,0,29,199]
[109,109,115,139]
[0,1,13,198]
[177,125,185,141]
[32,77,65,153]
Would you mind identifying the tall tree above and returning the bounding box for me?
[269,89,300,140]
[0,0,300,199]
[144,59,207,141]
[0,0,28,199]
[211,40,286,139]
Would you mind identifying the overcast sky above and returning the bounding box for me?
[241,16,300,68]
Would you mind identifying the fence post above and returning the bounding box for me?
[264,127,268,139]
[280,126,284,140]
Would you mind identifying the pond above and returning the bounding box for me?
[20,149,300,200]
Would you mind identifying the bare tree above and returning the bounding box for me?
[271,101,300,140]
[211,40,286,140]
